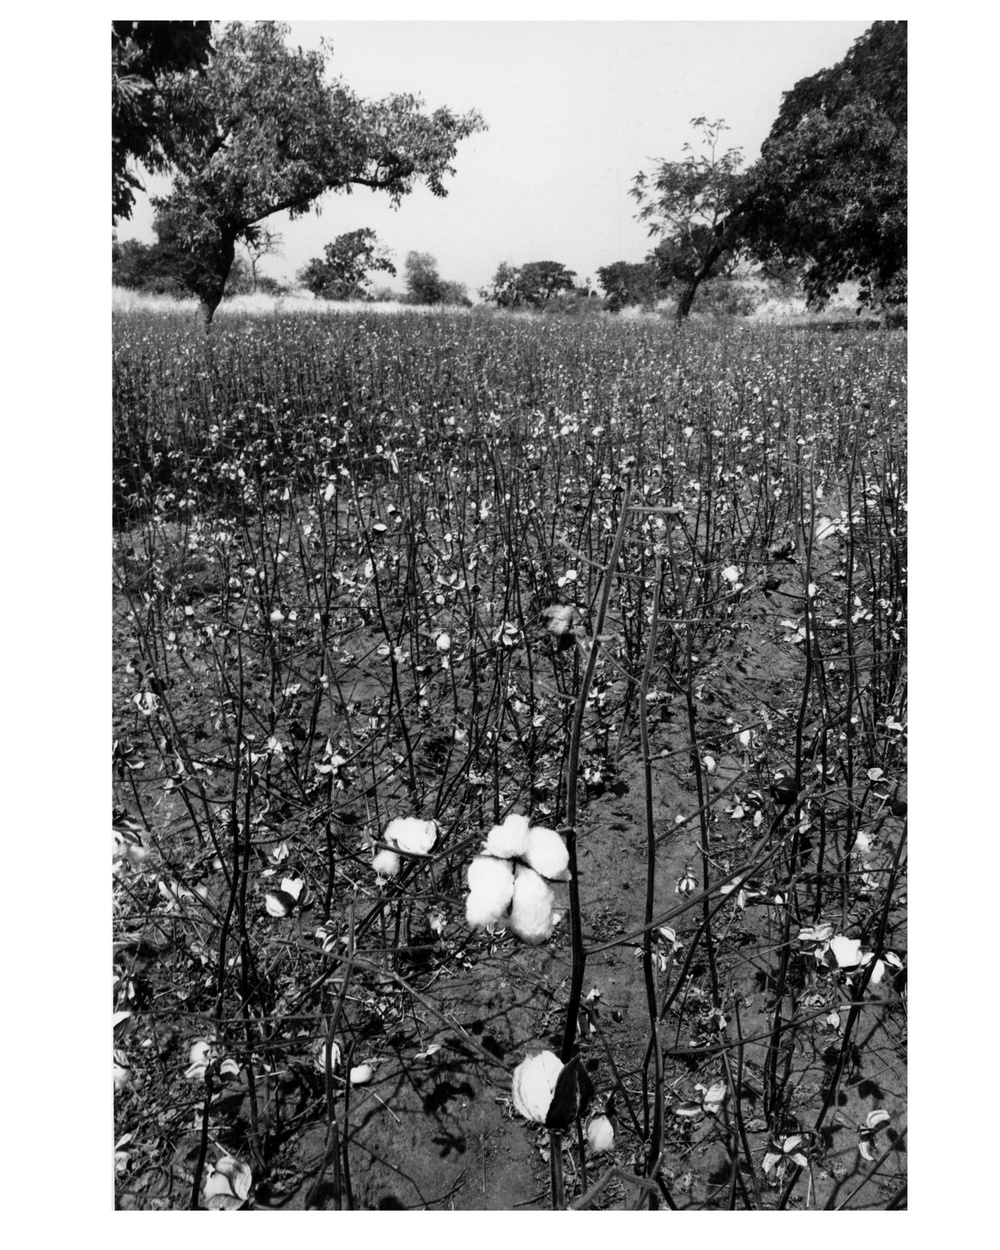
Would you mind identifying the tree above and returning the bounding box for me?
[403,251,446,305]
[596,260,659,311]
[478,262,521,308]
[113,209,255,302]
[112,212,199,297]
[740,22,906,308]
[400,253,471,306]
[299,229,395,301]
[150,21,485,326]
[439,281,473,308]
[112,20,213,223]
[243,228,283,293]
[631,117,746,320]
[479,260,577,309]
[516,262,578,307]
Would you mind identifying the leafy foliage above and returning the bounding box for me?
[112,20,214,223]
[149,21,484,324]
[299,229,396,301]
[403,252,471,306]
[740,22,907,308]
[112,213,256,303]
[595,261,660,312]
[479,260,578,309]
[631,118,745,319]
[403,251,445,305]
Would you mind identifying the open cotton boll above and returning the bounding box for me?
[509,863,556,944]
[372,849,401,879]
[465,855,515,927]
[511,1050,563,1122]
[383,817,437,856]
[586,1114,615,1154]
[523,825,569,880]
[466,889,510,928]
[484,813,530,859]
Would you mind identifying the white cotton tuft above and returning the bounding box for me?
[586,1114,615,1154]
[509,863,556,944]
[523,825,569,880]
[485,813,530,859]
[383,817,437,855]
[465,856,515,927]
[511,1050,563,1122]
[372,849,401,879]
[466,890,508,928]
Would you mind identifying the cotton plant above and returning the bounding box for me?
[511,1050,564,1122]
[762,1134,808,1182]
[203,1155,253,1210]
[372,816,438,880]
[796,924,903,986]
[465,814,569,945]
[185,1038,241,1082]
[510,1049,594,1137]
[858,1108,891,1161]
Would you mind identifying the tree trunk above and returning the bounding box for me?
[192,232,236,334]
[675,216,740,322]
[676,239,726,321]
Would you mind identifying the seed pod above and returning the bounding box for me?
[770,770,799,805]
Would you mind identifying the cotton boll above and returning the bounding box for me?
[830,935,862,968]
[586,1114,615,1154]
[509,863,556,944]
[372,849,401,879]
[383,817,437,855]
[511,1050,563,1122]
[466,889,510,928]
[465,856,515,927]
[485,813,530,859]
[523,826,569,880]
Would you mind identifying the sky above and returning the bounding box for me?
[117,19,874,299]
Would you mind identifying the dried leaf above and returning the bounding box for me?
[545,1055,594,1132]
[698,1081,727,1115]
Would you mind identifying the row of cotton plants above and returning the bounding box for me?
[113,311,906,1210]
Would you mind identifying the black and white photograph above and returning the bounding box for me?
[109,15,909,1213]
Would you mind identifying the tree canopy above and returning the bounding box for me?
[146,21,484,324]
[740,21,907,307]
[630,25,906,317]
[595,261,659,312]
[299,230,396,301]
[112,21,213,223]
[479,260,578,309]
[402,253,471,306]
[631,117,746,319]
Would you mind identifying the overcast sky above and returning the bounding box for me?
[118,20,874,298]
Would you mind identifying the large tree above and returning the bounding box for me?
[596,260,659,312]
[112,21,214,223]
[149,21,484,326]
[299,229,395,301]
[479,260,577,309]
[631,117,746,320]
[403,251,446,304]
[739,21,906,308]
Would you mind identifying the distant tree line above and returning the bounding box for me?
[113,211,289,299]
[111,21,904,323]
